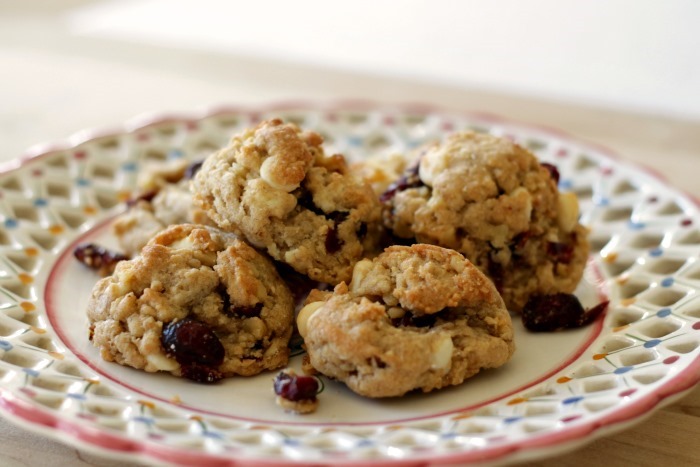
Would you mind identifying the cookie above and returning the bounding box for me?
[350,152,411,197]
[87,224,294,381]
[297,244,515,398]
[192,119,382,284]
[113,181,212,256]
[380,131,589,311]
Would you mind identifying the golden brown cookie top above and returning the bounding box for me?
[299,244,514,398]
[380,131,589,311]
[192,119,382,284]
[88,223,294,380]
[396,131,556,243]
[234,119,320,192]
[350,244,504,315]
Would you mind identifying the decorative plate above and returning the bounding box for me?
[0,102,698,466]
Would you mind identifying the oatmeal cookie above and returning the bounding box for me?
[350,152,411,197]
[87,224,294,381]
[113,180,212,256]
[192,119,382,284]
[297,244,514,398]
[380,131,589,312]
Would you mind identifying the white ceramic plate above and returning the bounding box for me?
[0,102,698,466]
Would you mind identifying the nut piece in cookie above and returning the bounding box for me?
[87,224,295,382]
[300,244,515,398]
[380,131,589,312]
[192,119,382,284]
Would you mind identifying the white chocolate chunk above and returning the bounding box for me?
[146,353,179,372]
[350,258,374,293]
[243,317,267,340]
[168,237,196,250]
[260,157,299,192]
[449,255,466,273]
[297,301,324,338]
[557,192,580,232]
[387,306,405,320]
[431,337,454,371]
[418,153,447,187]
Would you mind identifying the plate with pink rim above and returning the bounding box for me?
[0,101,698,466]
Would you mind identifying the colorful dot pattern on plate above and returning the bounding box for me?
[0,105,697,465]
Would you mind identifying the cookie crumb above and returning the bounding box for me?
[273,369,319,414]
[522,293,609,332]
[73,243,128,276]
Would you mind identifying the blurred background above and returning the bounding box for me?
[1,0,698,183]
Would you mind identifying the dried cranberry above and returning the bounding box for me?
[522,293,608,332]
[74,243,128,276]
[273,371,318,402]
[161,318,225,367]
[511,231,532,252]
[547,241,575,264]
[297,191,351,254]
[356,222,368,240]
[329,211,349,223]
[184,160,204,180]
[217,284,232,313]
[324,212,350,254]
[217,285,262,318]
[379,164,422,203]
[325,225,342,253]
[541,162,560,184]
[296,191,326,216]
[487,261,505,294]
[581,300,609,326]
[391,311,437,328]
[232,303,263,318]
[273,372,292,392]
[368,356,387,368]
[180,364,223,384]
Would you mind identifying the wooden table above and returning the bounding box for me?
[0,4,698,465]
